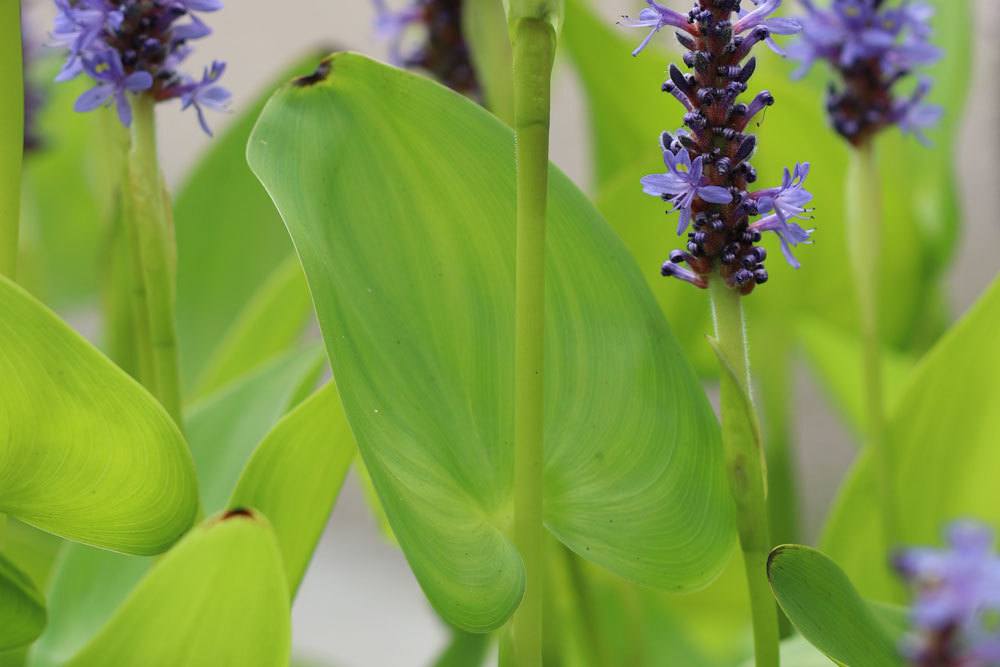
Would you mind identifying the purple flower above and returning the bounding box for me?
[893,78,943,145]
[895,521,1000,665]
[74,51,153,127]
[734,0,803,56]
[788,0,942,145]
[179,61,232,136]
[51,0,230,134]
[642,149,733,235]
[749,214,814,269]
[619,0,694,56]
[751,163,813,226]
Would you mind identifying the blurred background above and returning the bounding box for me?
[20,0,997,664]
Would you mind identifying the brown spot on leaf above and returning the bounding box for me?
[294,58,333,87]
[222,508,254,521]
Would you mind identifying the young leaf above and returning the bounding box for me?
[767,545,903,667]
[823,273,1000,600]
[248,53,733,632]
[0,554,46,652]
[462,0,514,125]
[193,257,313,397]
[228,383,355,595]
[29,350,324,667]
[64,511,290,667]
[0,275,197,554]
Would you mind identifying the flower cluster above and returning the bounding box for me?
[894,521,1000,666]
[623,0,814,293]
[788,0,943,146]
[51,0,231,134]
[373,0,479,98]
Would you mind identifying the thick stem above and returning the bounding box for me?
[508,17,556,667]
[1,1,24,279]
[846,143,895,549]
[127,96,182,424]
[709,279,780,667]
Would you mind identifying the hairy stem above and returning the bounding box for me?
[1,2,24,279]
[127,96,182,424]
[709,278,780,667]
[847,143,895,550]
[508,16,556,667]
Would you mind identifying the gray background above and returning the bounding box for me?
[26,1,999,665]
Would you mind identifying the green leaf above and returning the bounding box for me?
[0,553,45,651]
[64,511,290,667]
[19,64,109,310]
[248,53,733,632]
[175,55,324,390]
[193,257,313,397]
[187,346,325,514]
[799,319,914,439]
[741,637,835,667]
[463,0,515,125]
[0,275,197,554]
[229,383,355,595]
[767,545,903,667]
[29,349,323,667]
[431,628,492,667]
[823,273,1000,600]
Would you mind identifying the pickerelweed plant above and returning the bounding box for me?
[622,1,810,665]
[786,0,941,551]
[51,0,232,423]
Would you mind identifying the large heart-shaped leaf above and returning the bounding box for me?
[768,545,903,667]
[0,275,197,553]
[823,273,1000,600]
[29,348,323,667]
[64,511,290,667]
[248,53,733,632]
[229,383,355,595]
[174,56,323,391]
[0,554,45,652]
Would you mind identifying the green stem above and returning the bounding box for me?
[127,96,182,424]
[846,143,895,549]
[709,279,780,667]
[1,1,24,279]
[508,16,556,667]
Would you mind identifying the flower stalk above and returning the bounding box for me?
[127,95,182,424]
[1,2,24,279]
[709,277,781,667]
[508,15,556,667]
[847,141,896,547]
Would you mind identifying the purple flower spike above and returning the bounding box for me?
[788,0,942,145]
[642,149,733,235]
[895,520,1000,666]
[372,0,480,97]
[626,2,814,293]
[52,0,230,134]
[620,0,694,56]
[75,51,153,127]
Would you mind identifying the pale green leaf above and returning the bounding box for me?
[0,276,197,554]
[248,53,732,631]
[0,553,45,651]
[194,256,313,397]
[229,383,355,595]
[799,319,914,439]
[768,545,902,667]
[30,348,322,667]
[463,0,515,125]
[175,56,324,390]
[823,274,1000,600]
[65,511,290,667]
